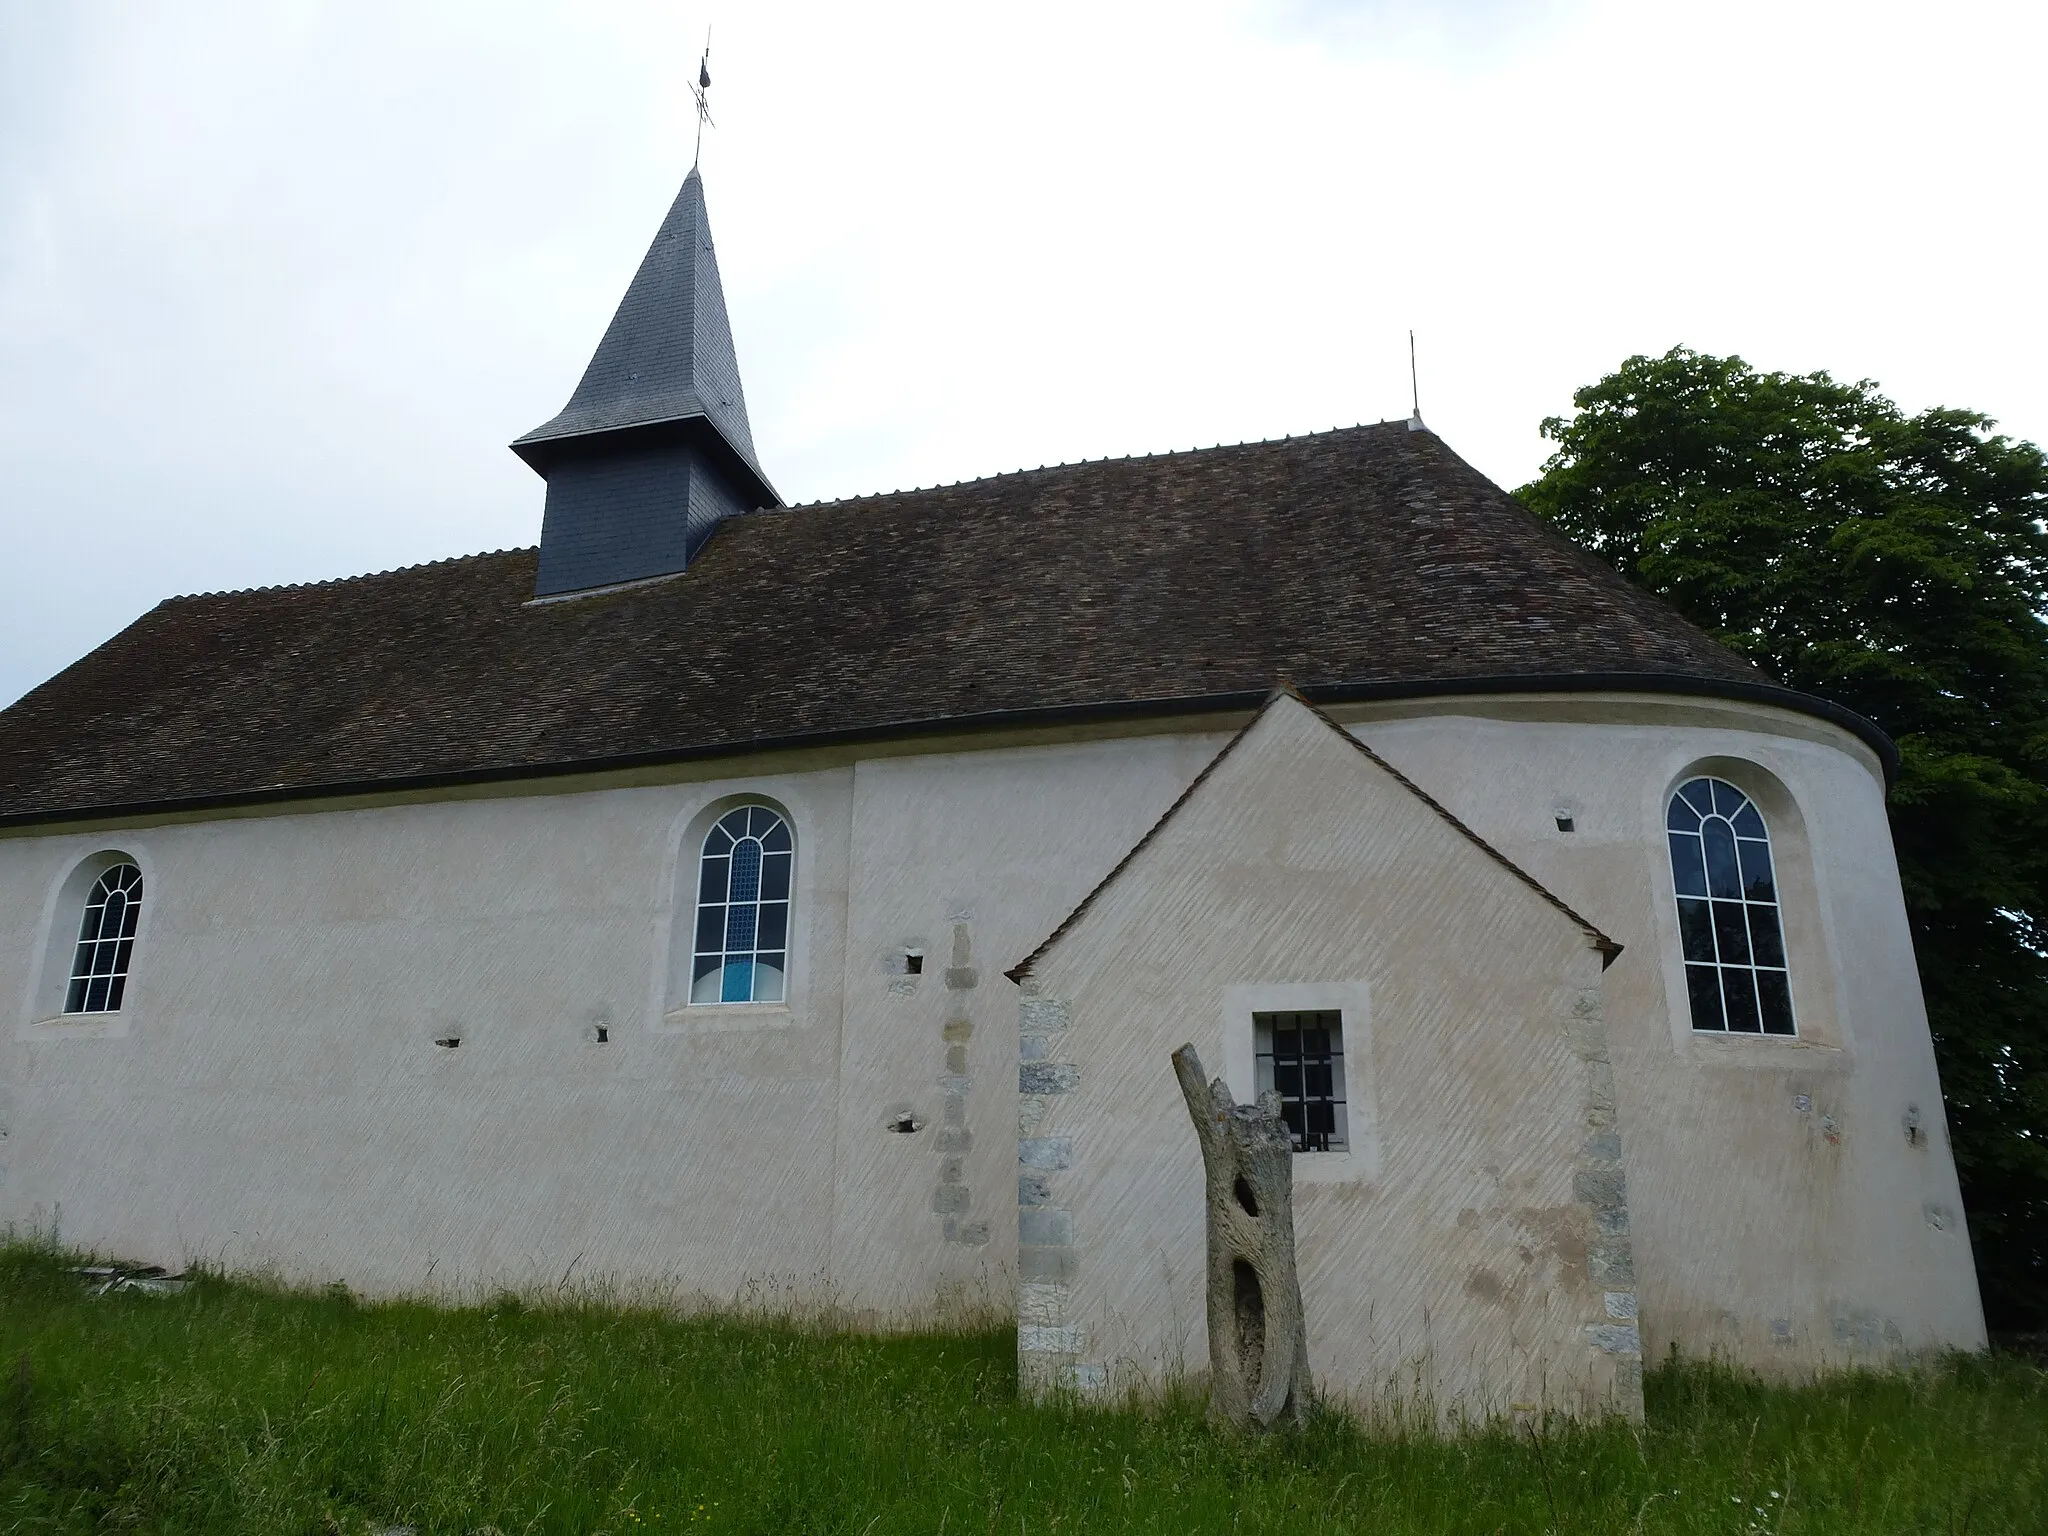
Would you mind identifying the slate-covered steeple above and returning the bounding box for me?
[514,168,778,597]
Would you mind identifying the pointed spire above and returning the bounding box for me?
[514,169,771,495]
[514,169,777,598]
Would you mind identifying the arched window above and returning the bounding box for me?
[65,861,143,1014]
[1667,777,1794,1035]
[691,805,792,1004]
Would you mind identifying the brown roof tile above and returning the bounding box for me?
[0,424,1860,825]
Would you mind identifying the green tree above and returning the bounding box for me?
[1519,347,2048,1332]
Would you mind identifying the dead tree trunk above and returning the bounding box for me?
[1172,1043,1311,1429]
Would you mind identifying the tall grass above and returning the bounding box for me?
[1,1242,2041,1535]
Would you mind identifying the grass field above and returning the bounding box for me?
[1,1244,2041,1535]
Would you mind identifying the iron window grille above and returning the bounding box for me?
[65,862,143,1014]
[691,805,792,1004]
[1254,1010,1349,1152]
[1667,776,1795,1035]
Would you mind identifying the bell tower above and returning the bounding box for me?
[512,167,777,597]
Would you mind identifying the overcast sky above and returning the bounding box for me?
[3,0,2043,708]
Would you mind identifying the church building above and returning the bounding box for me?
[0,161,1986,1422]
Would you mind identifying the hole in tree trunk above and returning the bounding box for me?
[1233,1176,1259,1217]
[1233,1259,1265,1396]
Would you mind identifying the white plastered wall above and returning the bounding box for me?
[0,691,1984,1370]
[1012,698,1639,1423]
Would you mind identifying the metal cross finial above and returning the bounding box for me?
[690,28,714,166]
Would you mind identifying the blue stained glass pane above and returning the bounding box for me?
[1737,837,1775,901]
[118,893,141,938]
[698,856,729,903]
[1670,833,1707,896]
[725,903,758,953]
[762,819,791,853]
[1667,796,1701,832]
[1680,779,1715,816]
[102,891,126,938]
[730,840,762,903]
[1710,780,1744,817]
[1704,819,1741,898]
[758,902,788,949]
[721,959,753,1003]
[1732,802,1766,838]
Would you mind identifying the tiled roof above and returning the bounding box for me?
[0,424,1865,825]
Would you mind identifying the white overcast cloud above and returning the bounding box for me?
[2,0,2043,706]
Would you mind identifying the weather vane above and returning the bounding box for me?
[690,28,714,167]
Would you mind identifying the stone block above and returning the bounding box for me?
[1018,1324,1085,1355]
[1018,1136,1073,1170]
[935,1128,972,1153]
[1018,1245,1076,1282]
[1588,1239,1635,1286]
[1019,1062,1079,1095]
[1586,1323,1641,1355]
[1018,1281,1067,1326]
[1019,998,1071,1033]
[1580,1132,1623,1165]
[1574,1166,1627,1211]
[1018,1172,1051,1206]
[932,1184,970,1214]
[1018,1207,1072,1246]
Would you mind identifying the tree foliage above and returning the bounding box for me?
[1519,347,2048,1331]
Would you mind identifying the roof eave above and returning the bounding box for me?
[0,671,1899,833]
[509,413,780,509]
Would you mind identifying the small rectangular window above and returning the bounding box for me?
[1254,1010,1349,1153]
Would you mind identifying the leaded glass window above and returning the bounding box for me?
[1254,1010,1349,1152]
[65,862,143,1014]
[1667,777,1794,1035]
[691,806,792,1004]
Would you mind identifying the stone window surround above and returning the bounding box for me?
[657,791,804,1031]
[1219,981,1379,1185]
[1648,753,1848,1065]
[19,845,157,1042]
